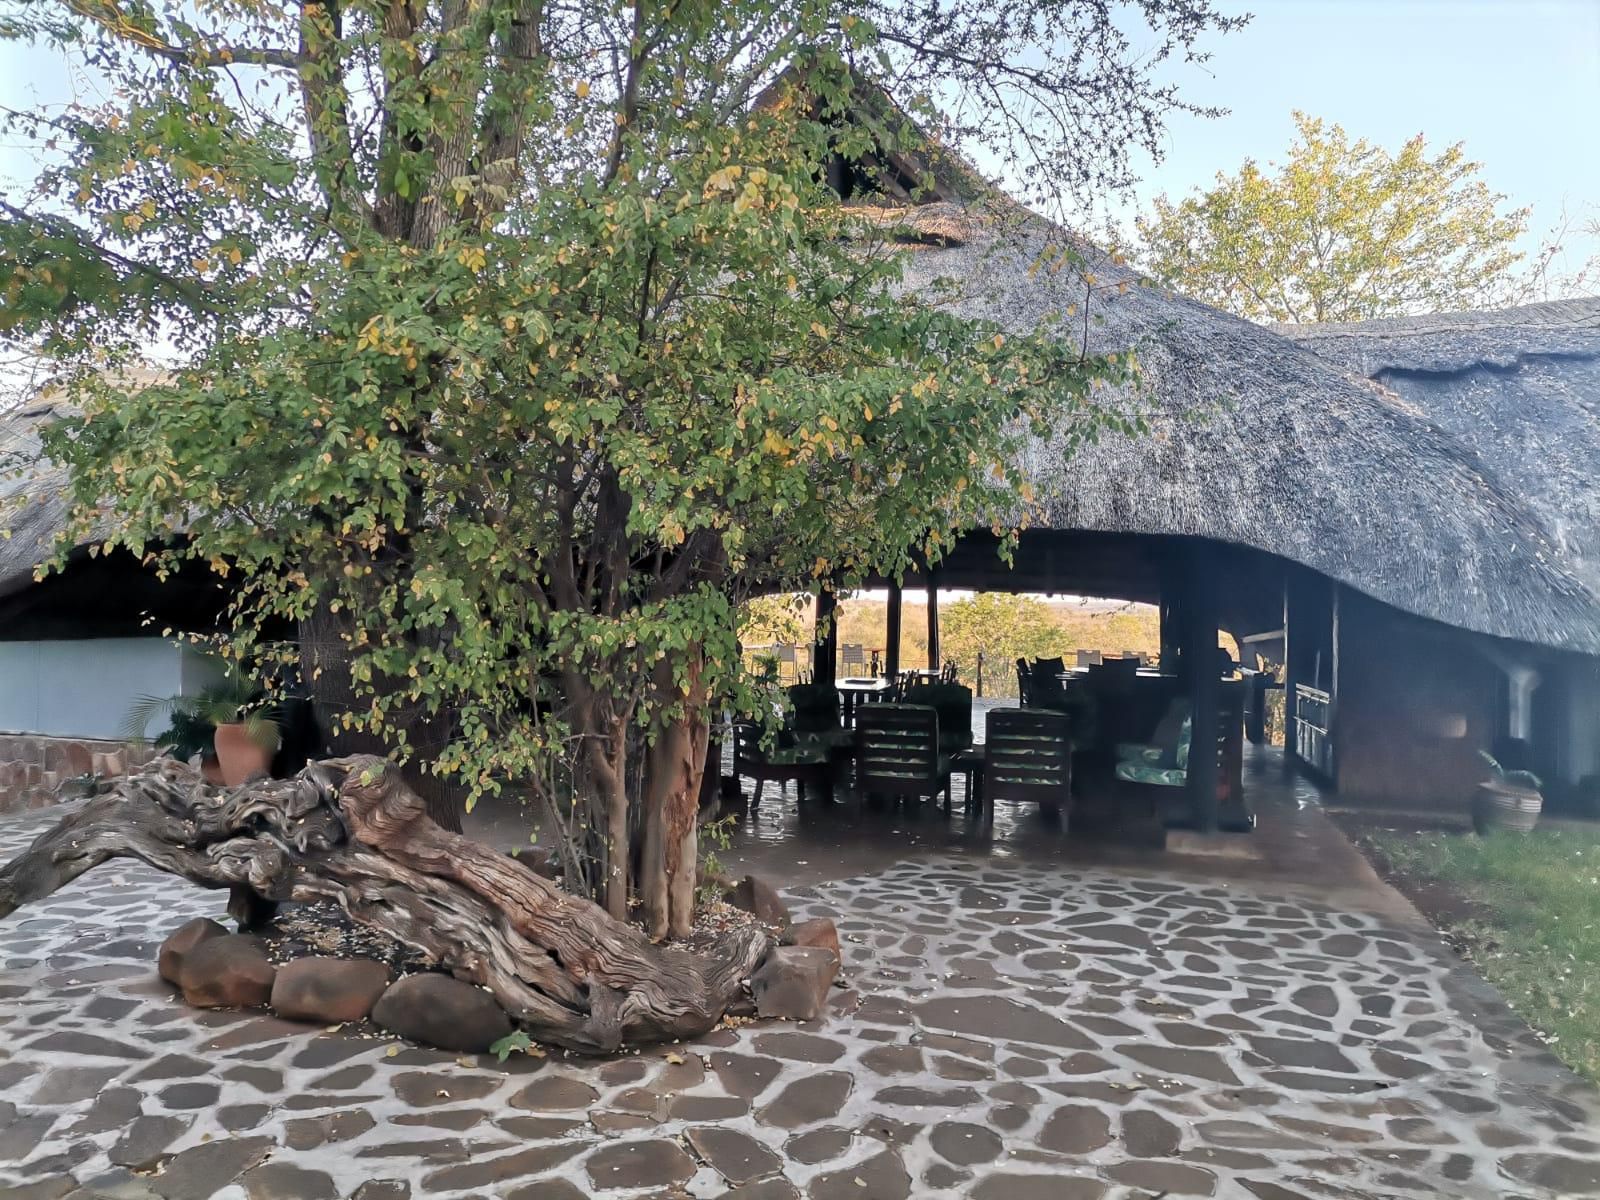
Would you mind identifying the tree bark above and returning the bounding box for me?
[0,756,769,1054]
[642,652,710,940]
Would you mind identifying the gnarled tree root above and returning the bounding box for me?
[0,756,771,1054]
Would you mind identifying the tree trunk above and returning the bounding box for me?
[299,608,464,833]
[587,725,630,922]
[642,652,710,940]
[0,756,769,1054]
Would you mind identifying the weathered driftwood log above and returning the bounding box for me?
[0,756,771,1053]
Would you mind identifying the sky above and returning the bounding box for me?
[1105,0,1600,281]
[1,0,1598,282]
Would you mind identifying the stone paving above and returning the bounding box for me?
[4,781,1600,1198]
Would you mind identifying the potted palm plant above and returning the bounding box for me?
[1473,749,1543,835]
[125,673,282,787]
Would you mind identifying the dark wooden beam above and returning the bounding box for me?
[814,586,838,687]
[926,582,941,670]
[1283,576,1300,771]
[885,580,903,679]
[1183,545,1220,833]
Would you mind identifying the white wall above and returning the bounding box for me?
[0,639,195,740]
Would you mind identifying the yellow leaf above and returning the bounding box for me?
[575,80,590,98]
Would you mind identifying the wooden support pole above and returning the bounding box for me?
[1158,550,1183,670]
[1283,575,1300,771]
[926,581,941,671]
[885,580,903,679]
[814,586,838,687]
[1328,580,1341,787]
[1183,544,1220,834]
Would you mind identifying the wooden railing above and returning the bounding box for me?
[1294,683,1334,778]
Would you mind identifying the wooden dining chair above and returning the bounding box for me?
[840,643,867,678]
[855,704,951,810]
[983,708,1073,832]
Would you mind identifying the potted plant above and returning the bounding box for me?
[1473,749,1543,835]
[125,693,220,780]
[125,674,281,787]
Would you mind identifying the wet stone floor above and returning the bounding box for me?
[3,796,1600,1200]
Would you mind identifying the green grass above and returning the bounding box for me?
[1370,824,1600,1084]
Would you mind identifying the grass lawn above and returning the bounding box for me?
[1365,823,1600,1084]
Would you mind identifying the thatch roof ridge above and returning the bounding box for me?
[1273,296,1600,375]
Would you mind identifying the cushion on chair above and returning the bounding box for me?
[1115,760,1188,786]
[764,740,832,767]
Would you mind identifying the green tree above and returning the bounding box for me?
[738,595,811,650]
[0,0,1236,947]
[941,593,1059,697]
[1136,112,1532,322]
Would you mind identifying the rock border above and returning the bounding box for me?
[156,876,841,1053]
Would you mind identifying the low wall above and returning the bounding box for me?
[0,733,156,815]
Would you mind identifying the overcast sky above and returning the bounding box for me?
[2,0,1596,291]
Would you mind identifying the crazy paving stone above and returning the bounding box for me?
[584,1139,696,1191]
[686,1125,785,1184]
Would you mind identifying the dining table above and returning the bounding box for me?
[835,676,894,726]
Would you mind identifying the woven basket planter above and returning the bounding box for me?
[1472,780,1543,836]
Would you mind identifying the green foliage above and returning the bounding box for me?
[146,704,216,762]
[1369,826,1600,1083]
[739,594,811,650]
[0,0,1235,873]
[696,812,740,907]
[941,594,1061,693]
[489,1030,537,1062]
[1136,112,1532,322]
[122,671,282,754]
[836,594,1162,696]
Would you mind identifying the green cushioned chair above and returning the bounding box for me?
[1120,713,1196,790]
[856,703,953,811]
[733,721,834,805]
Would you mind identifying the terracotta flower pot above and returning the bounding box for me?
[1472,780,1542,836]
[213,723,275,787]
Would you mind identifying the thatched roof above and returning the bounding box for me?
[5,217,1598,655]
[0,366,168,604]
[0,397,77,601]
[893,215,1600,655]
[1278,298,1600,607]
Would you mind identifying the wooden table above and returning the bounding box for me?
[951,745,986,816]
